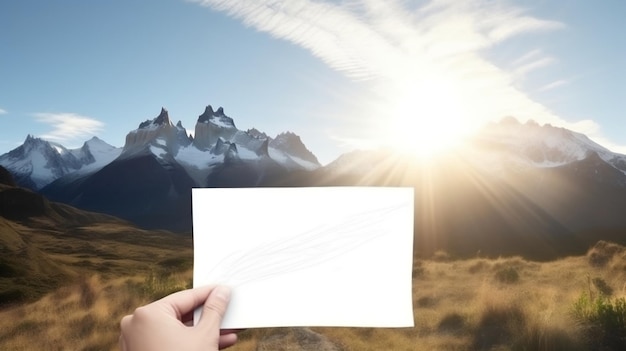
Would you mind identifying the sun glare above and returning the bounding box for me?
[385,78,472,158]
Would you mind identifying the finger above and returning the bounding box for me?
[158,285,216,319]
[119,315,132,351]
[220,328,244,335]
[218,333,238,349]
[118,334,127,351]
[198,285,231,332]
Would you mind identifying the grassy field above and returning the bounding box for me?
[1,238,625,350]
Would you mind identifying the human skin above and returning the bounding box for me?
[119,285,237,351]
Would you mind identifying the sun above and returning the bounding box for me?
[384,78,473,158]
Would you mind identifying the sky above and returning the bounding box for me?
[1,0,625,165]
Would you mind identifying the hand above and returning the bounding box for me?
[119,285,237,351]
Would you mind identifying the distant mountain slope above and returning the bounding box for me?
[318,119,626,259]
[468,117,626,173]
[40,105,320,230]
[6,111,626,260]
[0,166,191,305]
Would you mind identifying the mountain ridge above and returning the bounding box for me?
[0,104,320,190]
[4,112,626,259]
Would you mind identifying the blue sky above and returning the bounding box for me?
[1,0,624,164]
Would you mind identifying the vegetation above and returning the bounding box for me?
[2,212,626,350]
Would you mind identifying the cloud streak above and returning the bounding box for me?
[0,108,6,115]
[34,112,104,144]
[191,0,605,146]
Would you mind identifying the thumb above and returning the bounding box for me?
[198,285,231,333]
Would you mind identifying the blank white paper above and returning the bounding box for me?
[192,186,414,329]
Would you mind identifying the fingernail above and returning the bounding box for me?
[213,285,231,301]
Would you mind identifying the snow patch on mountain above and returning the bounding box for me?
[0,135,121,189]
[74,137,122,174]
[1,104,321,189]
[468,117,626,174]
[122,105,320,175]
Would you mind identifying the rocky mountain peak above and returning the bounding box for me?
[270,132,320,165]
[138,107,172,129]
[197,105,235,128]
[198,105,215,122]
[247,128,268,140]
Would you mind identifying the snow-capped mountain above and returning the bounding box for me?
[0,135,121,190]
[121,105,319,178]
[1,105,320,191]
[318,117,626,260]
[33,104,321,230]
[467,117,626,173]
[325,117,626,183]
[7,111,626,259]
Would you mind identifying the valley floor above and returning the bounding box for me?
[2,241,625,350]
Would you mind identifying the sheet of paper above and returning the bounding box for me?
[192,186,414,329]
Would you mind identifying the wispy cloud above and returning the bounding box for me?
[0,108,7,115]
[537,79,568,92]
[511,49,557,77]
[191,0,591,146]
[34,112,104,144]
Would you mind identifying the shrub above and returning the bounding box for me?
[437,312,466,334]
[587,241,625,267]
[571,292,626,349]
[468,259,490,274]
[495,266,519,284]
[416,295,436,308]
[473,304,526,350]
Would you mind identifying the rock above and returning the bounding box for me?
[255,328,342,351]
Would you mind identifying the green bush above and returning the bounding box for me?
[571,292,626,349]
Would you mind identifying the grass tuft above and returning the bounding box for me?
[571,291,626,349]
[494,266,520,284]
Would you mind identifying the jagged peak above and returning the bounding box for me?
[198,105,215,122]
[247,128,268,140]
[24,134,46,144]
[224,143,240,164]
[197,104,236,128]
[176,120,184,129]
[274,131,300,142]
[138,107,172,129]
[269,131,320,165]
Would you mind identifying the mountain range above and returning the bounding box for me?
[1,106,319,230]
[2,108,626,259]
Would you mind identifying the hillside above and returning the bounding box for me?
[0,172,192,306]
[1,242,625,350]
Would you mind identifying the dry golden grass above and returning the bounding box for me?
[226,253,626,351]
[0,271,191,351]
[2,243,626,350]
